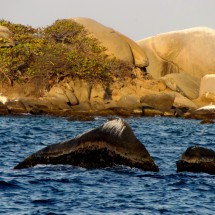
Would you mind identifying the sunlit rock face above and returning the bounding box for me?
[137,27,215,79]
[194,75,215,113]
[72,17,148,68]
[177,146,215,175]
[137,27,215,99]
[191,104,215,119]
[15,118,159,172]
[199,74,215,97]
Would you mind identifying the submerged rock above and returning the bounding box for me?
[14,118,158,172]
[176,146,215,175]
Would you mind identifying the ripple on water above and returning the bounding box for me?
[0,116,215,214]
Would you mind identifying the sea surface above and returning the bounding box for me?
[0,116,214,215]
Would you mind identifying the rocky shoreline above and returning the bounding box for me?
[0,18,215,121]
[0,72,213,121]
[0,79,197,119]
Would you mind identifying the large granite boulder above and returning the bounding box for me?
[195,74,215,107]
[117,95,140,108]
[137,27,215,79]
[173,93,198,111]
[199,74,215,97]
[72,18,148,68]
[140,92,175,111]
[161,73,200,99]
[177,146,215,175]
[14,118,158,172]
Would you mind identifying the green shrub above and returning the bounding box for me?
[0,19,133,86]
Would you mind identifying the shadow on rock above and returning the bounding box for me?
[176,146,215,175]
[14,118,159,172]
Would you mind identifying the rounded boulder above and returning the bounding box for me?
[137,27,215,79]
[72,17,148,68]
[177,146,215,175]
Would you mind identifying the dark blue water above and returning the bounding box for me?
[0,116,214,214]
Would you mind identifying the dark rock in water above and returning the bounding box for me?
[200,119,214,124]
[177,146,215,175]
[191,105,215,119]
[14,118,159,172]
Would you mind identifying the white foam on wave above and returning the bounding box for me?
[101,118,126,137]
[72,118,126,142]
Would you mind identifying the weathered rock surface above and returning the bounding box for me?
[1,24,207,117]
[191,105,215,119]
[14,118,159,172]
[199,74,215,97]
[161,73,200,99]
[117,95,140,108]
[173,93,198,111]
[0,74,198,117]
[72,17,148,67]
[138,27,215,79]
[140,92,175,111]
[137,27,215,99]
[177,146,215,175]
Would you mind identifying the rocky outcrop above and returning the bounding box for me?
[190,105,215,119]
[138,27,215,79]
[139,91,197,117]
[195,74,215,108]
[161,73,200,100]
[0,72,198,118]
[72,18,148,68]
[14,118,159,172]
[173,93,197,111]
[177,146,215,175]
[199,74,215,97]
[137,27,215,99]
[140,92,175,111]
[1,22,208,118]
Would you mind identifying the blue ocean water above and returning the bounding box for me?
[0,116,214,215]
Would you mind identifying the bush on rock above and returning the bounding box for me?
[0,19,133,89]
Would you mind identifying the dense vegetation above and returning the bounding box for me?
[0,19,133,87]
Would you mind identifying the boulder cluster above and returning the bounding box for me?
[0,18,215,119]
[1,19,213,175]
